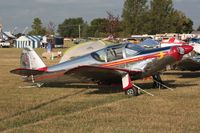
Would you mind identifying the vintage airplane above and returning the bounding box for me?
[10,43,193,96]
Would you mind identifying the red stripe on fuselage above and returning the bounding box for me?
[101,52,168,67]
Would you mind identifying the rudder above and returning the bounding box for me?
[20,46,46,69]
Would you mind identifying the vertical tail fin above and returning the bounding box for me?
[21,46,46,69]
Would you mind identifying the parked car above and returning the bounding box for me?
[0,41,10,48]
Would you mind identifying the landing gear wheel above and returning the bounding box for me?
[125,87,139,96]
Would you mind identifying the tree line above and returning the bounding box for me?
[28,0,194,38]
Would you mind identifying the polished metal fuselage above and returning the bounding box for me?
[39,44,175,83]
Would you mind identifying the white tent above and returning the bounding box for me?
[15,35,41,48]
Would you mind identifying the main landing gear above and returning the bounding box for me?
[122,73,155,96]
[152,73,174,91]
[124,83,155,96]
[123,73,173,96]
[152,73,164,89]
[125,86,139,96]
[122,74,139,96]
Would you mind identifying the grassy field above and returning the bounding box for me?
[0,48,200,133]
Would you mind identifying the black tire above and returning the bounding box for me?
[125,87,139,96]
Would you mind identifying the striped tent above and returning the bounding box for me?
[15,35,42,48]
[26,36,41,48]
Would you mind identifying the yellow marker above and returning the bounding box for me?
[158,52,165,59]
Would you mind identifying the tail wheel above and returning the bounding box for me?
[125,87,139,96]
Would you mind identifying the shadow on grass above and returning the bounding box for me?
[3,79,196,123]
[43,83,123,95]
[164,71,200,78]
[85,80,197,95]
[133,80,198,90]
[0,89,86,122]
[86,86,122,94]
[42,79,198,94]
[43,83,99,89]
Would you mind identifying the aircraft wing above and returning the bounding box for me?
[22,65,141,85]
[63,65,142,84]
[11,65,142,85]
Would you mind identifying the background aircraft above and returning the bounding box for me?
[10,43,193,96]
[176,55,200,71]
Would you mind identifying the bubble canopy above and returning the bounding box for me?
[91,43,145,62]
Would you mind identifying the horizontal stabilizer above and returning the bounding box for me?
[10,68,46,76]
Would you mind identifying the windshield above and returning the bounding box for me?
[91,49,106,62]
[106,46,123,62]
[125,43,145,57]
[91,44,124,62]
[91,43,144,62]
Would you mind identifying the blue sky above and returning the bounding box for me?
[0,0,199,33]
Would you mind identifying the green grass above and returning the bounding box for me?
[0,48,200,133]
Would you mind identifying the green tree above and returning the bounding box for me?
[148,0,193,34]
[28,18,46,35]
[88,18,107,37]
[177,12,193,33]
[57,17,85,38]
[182,20,193,33]
[149,0,174,34]
[81,22,89,38]
[172,11,193,33]
[106,11,122,37]
[122,0,148,35]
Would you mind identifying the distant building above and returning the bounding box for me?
[0,31,16,47]
[54,37,64,48]
[2,31,16,40]
[0,22,16,47]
